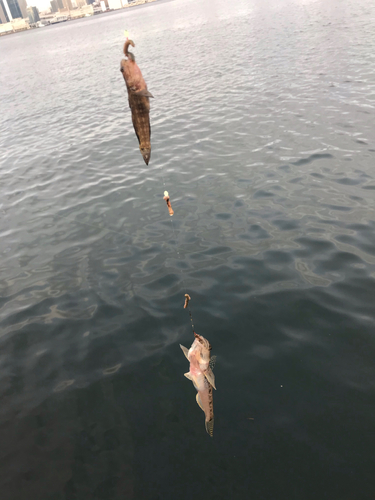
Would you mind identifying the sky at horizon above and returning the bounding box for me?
[27,0,54,11]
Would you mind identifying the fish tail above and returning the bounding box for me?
[205,417,214,438]
[124,40,135,60]
[124,39,135,55]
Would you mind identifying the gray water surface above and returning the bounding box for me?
[1,0,375,498]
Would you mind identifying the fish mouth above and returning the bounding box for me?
[194,332,212,350]
[140,148,151,165]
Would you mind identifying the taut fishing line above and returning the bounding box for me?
[155,143,196,334]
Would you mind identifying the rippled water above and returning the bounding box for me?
[1,0,375,498]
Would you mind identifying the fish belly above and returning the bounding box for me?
[196,378,214,437]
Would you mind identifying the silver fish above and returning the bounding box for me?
[180,332,216,437]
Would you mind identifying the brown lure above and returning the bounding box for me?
[183,294,191,309]
[120,40,153,165]
[163,191,174,216]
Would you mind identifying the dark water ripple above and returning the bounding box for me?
[1,0,375,498]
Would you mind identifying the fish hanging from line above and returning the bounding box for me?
[120,39,153,165]
[180,332,216,437]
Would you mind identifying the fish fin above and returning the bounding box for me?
[180,344,189,360]
[204,368,216,390]
[205,417,214,437]
[209,356,217,370]
[185,373,198,390]
[196,393,204,412]
[136,89,154,98]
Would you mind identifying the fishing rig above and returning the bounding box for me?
[159,181,195,334]
[120,30,199,337]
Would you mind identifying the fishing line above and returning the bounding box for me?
[156,149,196,334]
[120,29,196,331]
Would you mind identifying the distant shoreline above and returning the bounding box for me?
[0,0,160,37]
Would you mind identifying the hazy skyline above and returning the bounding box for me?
[28,0,67,12]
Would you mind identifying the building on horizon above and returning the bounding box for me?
[18,0,27,17]
[56,0,64,8]
[50,0,58,11]
[69,3,93,16]
[0,1,8,22]
[0,0,11,22]
[27,5,39,22]
[0,0,23,21]
[108,0,127,9]
[62,0,73,10]
[0,16,29,31]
